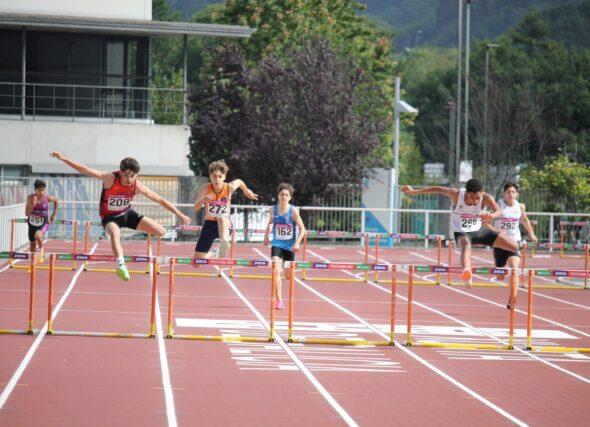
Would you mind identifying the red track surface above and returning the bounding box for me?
[1,240,589,426]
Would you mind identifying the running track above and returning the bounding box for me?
[1,240,589,426]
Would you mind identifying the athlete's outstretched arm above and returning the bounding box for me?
[401,185,458,201]
[136,182,191,225]
[228,179,258,201]
[50,152,110,181]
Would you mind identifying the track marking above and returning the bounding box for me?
[404,251,590,339]
[288,248,529,427]
[225,252,359,427]
[356,249,590,384]
[0,243,98,410]
[148,261,178,427]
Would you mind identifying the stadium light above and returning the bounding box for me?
[393,76,418,233]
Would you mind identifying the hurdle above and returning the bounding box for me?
[46,252,157,338]
[446,239,512,288]
[406,265,517,350]
[285,259,396,346]
[372,233,444,285]
[521,242,588,289]
[524,267,590,353]
[165,257,275,342]
[0,251,38,335]
[9,218,78,271]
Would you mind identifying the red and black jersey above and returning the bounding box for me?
[99,172,136,219]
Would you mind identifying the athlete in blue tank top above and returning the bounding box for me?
[264,183,306,309]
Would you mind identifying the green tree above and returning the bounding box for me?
[521,155,590,213]
[188,40,388,205]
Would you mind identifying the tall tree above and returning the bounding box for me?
[188,39,388,205]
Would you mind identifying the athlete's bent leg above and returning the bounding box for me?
[458,236,473,288]
[136,216,166,238]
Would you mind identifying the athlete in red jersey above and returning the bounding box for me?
[51,151,191,281]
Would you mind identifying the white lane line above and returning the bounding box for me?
[404,251,590,339]
[298,248,528,427]
[248,249,359,427]
[149,262,177,427]
[359,250,590,383]
[0,243,98,410]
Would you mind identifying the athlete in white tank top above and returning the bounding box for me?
[402,179,518,289]
[491,182,537,309]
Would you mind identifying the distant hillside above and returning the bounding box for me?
[166,0,589,49]
[361,0,586,49]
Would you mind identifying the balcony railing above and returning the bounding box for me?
[0,82,185,124]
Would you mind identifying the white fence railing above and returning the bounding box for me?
[0,203,27,252]
[2,201,589,252]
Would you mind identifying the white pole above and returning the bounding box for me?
[393,76,401,234]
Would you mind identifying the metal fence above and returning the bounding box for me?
[0,82,183,123]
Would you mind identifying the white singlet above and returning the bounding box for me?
[493,199,522,242]
[452,188,483,233]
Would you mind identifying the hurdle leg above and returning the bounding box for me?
[405,265,414,346]
[302,232,308,280]
[508,269,517,350]
[149,258,158,338]
[167,258,175,338]
[47,254,56,335]
[288,263,295,343]
[9,218,15,268]
[389,265,397,345]
[526,270,534,350]
[269,261,276,342]
[28,253,37,334]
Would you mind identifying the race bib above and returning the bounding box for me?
[499,219,518,236]
[28,215,44,227]
[207,200,229,218]
[459,215,481,232]
[275,224,294,240]
[107,195,132,212]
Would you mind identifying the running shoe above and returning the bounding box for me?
[218,238,231,259]
[116,264,130,281]
[275,300,285,310]
[461,268,473,289]
[38,249,45,264]
[211,248,220,258]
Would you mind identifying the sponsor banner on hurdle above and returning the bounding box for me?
[535,269,590,278]
[293,261,390,271]
[173,257,270,267]
[0,251,30,259]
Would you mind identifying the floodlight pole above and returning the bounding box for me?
[464,0,472,162]
[392,77,418,234]
[455,0,463,185]
[483,43,499,186]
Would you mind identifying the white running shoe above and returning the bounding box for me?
[218,239,231,259]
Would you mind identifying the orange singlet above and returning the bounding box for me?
[204,183,230,221]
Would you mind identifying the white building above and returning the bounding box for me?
[0,0,253,178]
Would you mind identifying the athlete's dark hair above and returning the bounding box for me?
[465,178,483,193]
[120,157,140,173]
[277,182,294,196]
[33,179,46,189]
[503,181,519,192]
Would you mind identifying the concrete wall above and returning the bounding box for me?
[0,0,152,21]
[1,120,193,177]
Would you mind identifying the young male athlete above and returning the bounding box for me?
[25,179,59,263]
[51,151,191,281]
[263,183,306,309]
[193,160,258,263]
[402,178,518,288]
[492,182,537,309]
